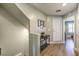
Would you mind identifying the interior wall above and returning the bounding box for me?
[75,4,79,50]
[46,16,63,43]
[46,16,53,40]
[15,4,46,35]
[52,16,63,42]
[15,4,47,56]
[0,7,29,56]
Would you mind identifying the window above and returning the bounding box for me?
[68,22,74,33]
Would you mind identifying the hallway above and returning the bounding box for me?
[41,39,75,56]
[65,39,74,56]
[0,3,79,56]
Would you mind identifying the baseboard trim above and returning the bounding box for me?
[49,41,65,44]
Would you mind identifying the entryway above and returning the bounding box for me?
[63,16,75,56]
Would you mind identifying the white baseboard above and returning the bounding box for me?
[49,41,65,44]
[15,52,23,56]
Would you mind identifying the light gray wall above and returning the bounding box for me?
[46,16,53,40]
[52,16,63,42]
[0,6,29,56]
[75,4,79,50]
[15,4,47,56]
[46,16,63,43]
[15,4,46,35]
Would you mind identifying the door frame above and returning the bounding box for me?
[63,16,76,43]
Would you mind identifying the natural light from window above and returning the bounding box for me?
[68,22,74,33]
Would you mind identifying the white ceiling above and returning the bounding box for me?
[30,3,77,16]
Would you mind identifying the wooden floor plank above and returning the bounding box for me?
[41,39,75,56]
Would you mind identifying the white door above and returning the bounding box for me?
[52,17,62,42]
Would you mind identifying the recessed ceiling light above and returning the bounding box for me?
[62,3,67,6]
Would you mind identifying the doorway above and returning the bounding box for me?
[63,16,75,42]
[63,16,75,56]
[65,21,74,40]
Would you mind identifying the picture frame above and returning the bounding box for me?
[38,19,45,29]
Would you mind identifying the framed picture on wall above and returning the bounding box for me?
[38,19,45,29]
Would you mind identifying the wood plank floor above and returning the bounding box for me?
[41,39,75,56]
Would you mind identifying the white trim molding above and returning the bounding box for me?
[49,41,65,44]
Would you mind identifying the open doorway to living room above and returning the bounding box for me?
[63,16,75,56]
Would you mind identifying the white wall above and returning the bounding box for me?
[52,16,63,42]
[15,4,47,56]
[46,16,63,43]
[15,4,46,35]
[75,5,79,50]
[0,7,29,56]
[46,16,53,40]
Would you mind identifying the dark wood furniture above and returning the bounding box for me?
[40,32,50,52]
